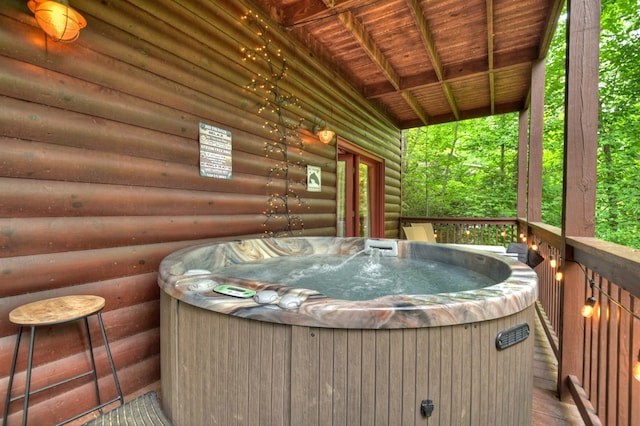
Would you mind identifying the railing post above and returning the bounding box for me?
[558,257,587,401]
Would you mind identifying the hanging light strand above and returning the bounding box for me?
[570,261,640,322]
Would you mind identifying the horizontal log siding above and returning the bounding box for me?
[0,0,401,423]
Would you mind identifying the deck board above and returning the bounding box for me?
[532,314,585,425]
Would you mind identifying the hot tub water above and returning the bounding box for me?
[208,249,496,301]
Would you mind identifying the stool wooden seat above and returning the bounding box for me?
[9,295,106,326]
[3,295,124,426]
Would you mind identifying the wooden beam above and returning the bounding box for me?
[338,10,430,126]
[338,10,401,90]
[528,59,545,223]
[364,59,532,99]
[524,0,565,110]
[405,0,460,120]
[401,91,430,126]
[517,109,528,219]
[279,0,374,28]
[558,0,601,403]
[486,0,495,114]
[539,0,567,58]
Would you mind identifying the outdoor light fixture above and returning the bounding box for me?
[549,255,557,268]
[316,127,335,144]
[28,0,86,42]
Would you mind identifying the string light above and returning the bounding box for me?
[549,255,557,268]
[581,296,597,318]
[242,9,307,237]
[548,256,640,382]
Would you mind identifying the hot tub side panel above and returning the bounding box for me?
[161,292,293,425]
[289,306,534,426]
[161,292,534,426]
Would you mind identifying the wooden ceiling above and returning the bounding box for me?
[253,0,564,129]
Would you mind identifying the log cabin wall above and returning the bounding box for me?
[0,0,401,423]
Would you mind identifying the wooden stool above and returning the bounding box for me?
[2,295,124,426]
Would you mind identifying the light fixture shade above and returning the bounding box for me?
[28,0,86,42]
[316,128,335,144]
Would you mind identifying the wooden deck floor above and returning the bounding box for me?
[73,313,585,426]
[532,313,585,425]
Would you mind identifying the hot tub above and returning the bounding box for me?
[158,237,537,426]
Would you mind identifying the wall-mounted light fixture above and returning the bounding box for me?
[28,0,86,42]
[312,122,335,144]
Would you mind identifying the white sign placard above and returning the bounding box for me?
[199,122,232,179]
[307,165,321,192]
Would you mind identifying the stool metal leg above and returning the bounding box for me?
[83,317,103,413]
[22,326,37,426]
[96,312,123,406]
[3,326,23,426]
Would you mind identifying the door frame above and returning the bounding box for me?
[337,139,385,238]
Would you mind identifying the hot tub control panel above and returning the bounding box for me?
[213,285,256,298]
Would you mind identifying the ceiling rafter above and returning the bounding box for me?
[337,9,430,125]
[256,0,563,129]
[405,0,460,121]
[279,0,377,28]
[523,0,565,109]
[487,0,495,114]
[338,10,401,90]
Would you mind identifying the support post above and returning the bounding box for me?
[528,59,545,224]
[517,109,528,221]
[558,0,600,402]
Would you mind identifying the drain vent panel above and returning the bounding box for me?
[495,323,530,350]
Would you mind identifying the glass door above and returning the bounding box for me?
[337,142,384,238]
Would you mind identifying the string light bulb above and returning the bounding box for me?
[633,350,640,382]
[549,255,557,268]
[28,0,86,42]
[581,296,596,318]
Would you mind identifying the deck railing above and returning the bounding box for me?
[400,217,640,426]
[527,222,640,426]
[399,217,520,246]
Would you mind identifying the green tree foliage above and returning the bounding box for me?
[402,115,518,218]
[402,0,640,248]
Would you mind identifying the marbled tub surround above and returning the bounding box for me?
[158,236,538,329]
